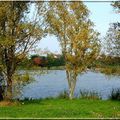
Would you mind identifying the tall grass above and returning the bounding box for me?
[79,90,101,100]
[57,90,101,100]
[57,90,69,99]
[109,88,120,101]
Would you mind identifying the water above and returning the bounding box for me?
[18,70,120,100]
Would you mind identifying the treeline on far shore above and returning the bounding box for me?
[18,53,120,71]
[18,53,65,69]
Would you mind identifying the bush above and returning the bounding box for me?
[79,90,101,100]
[57,90,69,99]
[109,88,120,101]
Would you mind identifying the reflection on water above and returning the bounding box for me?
[17,70,120,100]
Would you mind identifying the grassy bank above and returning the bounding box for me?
[0,99,120,118]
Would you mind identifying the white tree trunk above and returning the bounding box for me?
[66,70,77,100]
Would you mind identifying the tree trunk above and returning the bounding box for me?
[66,70,77,100]
[4,47,15,100]
[69,87,74,100]
[4,77,13,101]
[0,85,3,101]
[0,71,5,101]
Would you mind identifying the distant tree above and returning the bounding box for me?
[30,54,48,67]
[45,1,100,99]
[104,2,120,57]
[0,1,45,100]
[47,53,65,67]
[30,54,40,60]
[105,23,120,57]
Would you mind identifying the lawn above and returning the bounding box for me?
[0,99,120,118]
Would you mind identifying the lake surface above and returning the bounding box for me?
[17,70,120,100]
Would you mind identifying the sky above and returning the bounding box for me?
[36,1,120,54]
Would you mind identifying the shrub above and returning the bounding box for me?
[57,90,69,99]
[79,90,101,100]
[109,88,120,101]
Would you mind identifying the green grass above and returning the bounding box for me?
[0,99,120,118]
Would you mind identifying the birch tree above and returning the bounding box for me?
[45,1,100,99]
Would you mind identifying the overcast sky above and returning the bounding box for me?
[35,1,120,54]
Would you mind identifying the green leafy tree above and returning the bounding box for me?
[0,1,45,100]
[105,23,120,57]
[104,1,120,57]
[45,1,100,99]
